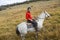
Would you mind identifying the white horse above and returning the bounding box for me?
[16,11,50,40]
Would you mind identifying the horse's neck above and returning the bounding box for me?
[37,13,46,28]
[39,12,45,18]
[37,19,45,25]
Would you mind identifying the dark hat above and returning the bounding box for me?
[27,7,31,10]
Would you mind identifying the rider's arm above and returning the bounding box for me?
[26,12,33,21]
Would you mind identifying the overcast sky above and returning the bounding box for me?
[0,0,26,6]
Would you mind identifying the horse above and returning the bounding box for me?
[16,11,51,40]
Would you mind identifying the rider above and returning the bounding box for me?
[26,7,38,31]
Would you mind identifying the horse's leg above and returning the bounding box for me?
[21,34,25,40]
[35,31,38,40]
[21,36,25,40]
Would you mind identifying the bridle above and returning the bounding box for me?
[38,12,49,19]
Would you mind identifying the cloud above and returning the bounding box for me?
[0,0,26,6]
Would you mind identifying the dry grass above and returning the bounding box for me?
[0,0,60,40]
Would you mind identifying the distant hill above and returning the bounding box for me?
[0,0,50,11]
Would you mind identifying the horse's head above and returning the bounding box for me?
[44,11,50,18]
[38,11,50,19]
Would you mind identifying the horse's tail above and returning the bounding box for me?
[16,27,20,36]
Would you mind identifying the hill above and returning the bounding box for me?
[0,0,50,11]
[0,0,60,40]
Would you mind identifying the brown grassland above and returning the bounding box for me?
[0,0,60,40]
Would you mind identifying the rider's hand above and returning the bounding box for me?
[29,19,33,21]
[31,20,33,21]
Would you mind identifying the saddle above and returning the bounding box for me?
[26,20,38,31]
[27,23,33,28]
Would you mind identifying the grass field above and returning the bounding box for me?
[0,0,60,40]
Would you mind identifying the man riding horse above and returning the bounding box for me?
[26,7,38,31]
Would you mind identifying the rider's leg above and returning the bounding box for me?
[32,21,38,32]
[27,20,38,31]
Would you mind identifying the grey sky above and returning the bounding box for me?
[0,0,26,6]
